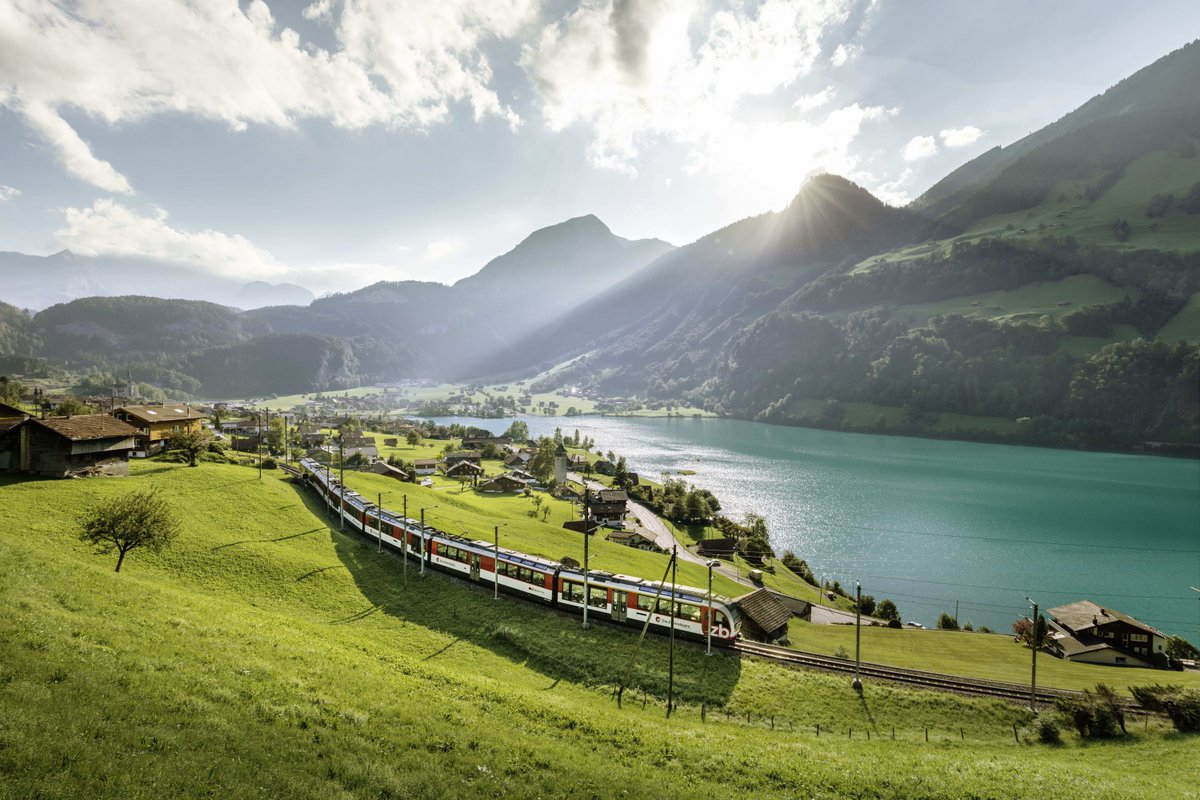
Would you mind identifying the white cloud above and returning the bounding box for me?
[829,42,861,67]
[19,101,133,193]
[302,0,333,22]
[862,167,914,207]
[0,184,20,202]
[793,85,835,113]
[55,199,285,279]
[523,0,856,173]
[902,135,938,161]
[423,238,467,263]
[0,0,536,190]
[940,125,985,147]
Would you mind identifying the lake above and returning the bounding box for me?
[427,415,1200,643]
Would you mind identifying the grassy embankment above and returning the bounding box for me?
[2,461,1199,799]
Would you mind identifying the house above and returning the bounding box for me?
[476,474,526,493]
[444,460,485,480]
[112,403,206,457]
[697,537,737,557]
[588,489,628,526]
[1045,600,1168,668]
[568,454,589,470]
[444,451,482,468]
[413,459,438,475]
[604,529,663,552]
[0,401,29,419]
[368,461,411,481]
[504,451,532,468]
[0,415,138,477]
[593,459,615,476]
[507,468,538,485]
[462,434,511,450]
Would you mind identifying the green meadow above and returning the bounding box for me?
[2,462,1198,799]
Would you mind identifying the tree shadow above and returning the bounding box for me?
[282,477,742,707]
[297,565,346,582]
[211,527,322,551]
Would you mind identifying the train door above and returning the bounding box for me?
[469,554,480,581]
[611,590,628,622]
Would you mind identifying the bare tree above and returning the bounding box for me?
[78,488,181,572]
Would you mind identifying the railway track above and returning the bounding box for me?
[734,640,1085,707]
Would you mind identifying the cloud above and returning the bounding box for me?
[0,184,20,202]
[902,135,938,161]
[19,101,133,193]
[55,199,285,279]
[423,238,467,263]
[793,85,835,113]
[940,125,985,147]
[829,42,861,67]
[0,0,536,190]
[522,0,862,173]
[302,0,333,22]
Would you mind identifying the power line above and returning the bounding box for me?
[833,520,1200,555]
[862,574,1196,601]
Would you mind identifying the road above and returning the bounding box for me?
[569,472,754,590]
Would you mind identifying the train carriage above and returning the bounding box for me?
[295,457,740,643]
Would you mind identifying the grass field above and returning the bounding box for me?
[1158,291,1200,344]
[2,463,1199,798]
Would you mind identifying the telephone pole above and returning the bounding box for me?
[852,581,863,691]
[1025,596,1039,712]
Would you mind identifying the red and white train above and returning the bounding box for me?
[297,458,740,643]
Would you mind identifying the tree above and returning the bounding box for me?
[168,428,211,467]
[876,599,900,623]
[936,612,959,631]
[856,594,877,617]
[56,397,93,417]
[1012,615,1049,648]
[1166,636,1200,661]
[78,488,181,572]
[527,437,557,483]
[267,417,286,455]
[406,430,421,446]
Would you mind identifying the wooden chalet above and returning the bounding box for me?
[444,460,486,480]
[444,451,482,468]
[604,529,663,552]
[0,415,138,477]
[697,537,737,557]
[368,461,411,481]
[1046,600,1169,668]
[413,458,438,475]
[476,474,526,493]
[588,489,628,525]
[0,401,29,419]
[112,403,206,457]
[462,434,511,450]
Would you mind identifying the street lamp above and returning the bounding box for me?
[419,506,437,577]
[852,581,863,691]
[700,561,720,652]
[1025,596,1039,713]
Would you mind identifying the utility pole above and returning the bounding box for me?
[853,581,863,692]
[494,525,501,600]
[1026,596,1039,713]
[419,506,435,576]
[955,599,959,627]
[706,559,720,656]
[338,435,345,532]
[377,492,383,552]
[668,545,677,717]
[582,487,590,629]
[402,495,408,586]
[257,409,263,480]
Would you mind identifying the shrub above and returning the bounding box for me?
[833,646,850,660]
[886,619,902,629]
[1054,684,1126,739]
[1129,685,1200,733]
[936,613,959,631]
[261,457,278,470]
[1036,716,1062,745]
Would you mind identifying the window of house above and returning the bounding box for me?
[1130,633,1148,642]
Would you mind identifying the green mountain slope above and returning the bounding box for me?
[3,463,1197,799]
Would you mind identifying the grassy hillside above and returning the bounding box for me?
[2,464,1198,799]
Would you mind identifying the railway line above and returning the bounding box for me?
[734,640,1089,707]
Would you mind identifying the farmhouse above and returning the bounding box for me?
[444,460,486,480]
[476,474,526,493]
[112,403,206,457]
[588,489,628,526]
[0,401,28,419]
[413,459,438,476]
[604,529,663,552]
[1045,600,1168,668]
[0,415,138,477]
[444,451,482,468]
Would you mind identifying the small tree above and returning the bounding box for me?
[937,612,960,631]
[1166,636,1200,662]
[168,428,211,467]
[1012,616,1049,648]
[78,488,181,572]
[406,430,421,446]
[876,599,900,623]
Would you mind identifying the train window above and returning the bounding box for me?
[676,603,700,622]
[588,586,607,607]
[713,611,728,628]
[635,594,657,612]
[562,581,584,603]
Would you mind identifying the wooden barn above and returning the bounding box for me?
[0,415,138,478]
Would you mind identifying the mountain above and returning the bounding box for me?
[467,174,914,387]
[0,250,315,311]
[912,39,1200,227]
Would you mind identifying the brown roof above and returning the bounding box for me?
[33,415,139,441]
[0,401,27,418]
[596,489,628,503]
[115,404,206,423]
[1048,599,1167,639]
[733,588,792,636]
[0,418,22,435]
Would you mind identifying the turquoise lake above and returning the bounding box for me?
[430,415,1200,644]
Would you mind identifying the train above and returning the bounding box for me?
[296,458,740,643]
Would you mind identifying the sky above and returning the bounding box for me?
[1,1,1197,295]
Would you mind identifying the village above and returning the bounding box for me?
[0,392,1193,677]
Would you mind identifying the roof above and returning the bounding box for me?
[445,460,485,474]
[1048,599,1167,639]
[596,489,627,503]
[478,474,525,491]
[0,418,22,435]
[115,404,206,423]
[33,415,139,441]
[733,588,792,635]
[0,401,27,418]
[414,458,438,466]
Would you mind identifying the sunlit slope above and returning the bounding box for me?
[2,463,1198,799]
